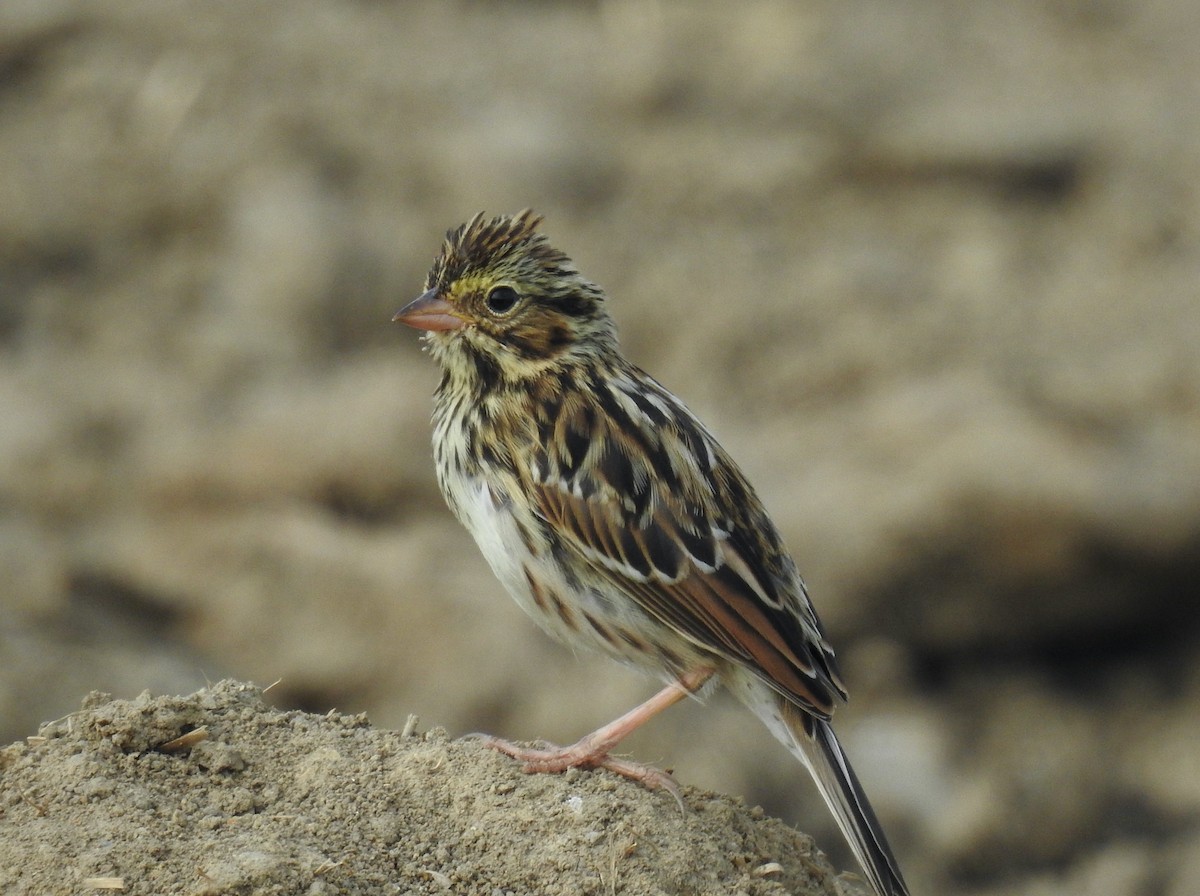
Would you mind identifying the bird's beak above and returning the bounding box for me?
[392,288,466,332]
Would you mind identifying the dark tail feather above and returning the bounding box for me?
[782,706,910,896]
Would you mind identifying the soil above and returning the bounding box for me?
[0,681,856,896]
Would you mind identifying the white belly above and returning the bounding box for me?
[432,404,695,668]
[442,468,653,658]
[447,474,531,604]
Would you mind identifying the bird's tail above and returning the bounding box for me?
[777,702,910,896]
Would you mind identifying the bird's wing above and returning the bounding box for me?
[528,374,845,718]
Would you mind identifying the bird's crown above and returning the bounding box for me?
[425,209,575,295]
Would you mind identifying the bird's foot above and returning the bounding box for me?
[471,733,684,809]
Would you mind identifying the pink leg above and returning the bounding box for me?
[475,667,716,807]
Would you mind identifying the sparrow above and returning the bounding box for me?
[394,210,909,896]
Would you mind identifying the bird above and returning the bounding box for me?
[394,210,910,896]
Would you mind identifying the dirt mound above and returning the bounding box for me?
[0,681,856,896]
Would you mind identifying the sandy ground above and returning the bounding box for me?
[2,1,1199,894]
[0,681,855,896]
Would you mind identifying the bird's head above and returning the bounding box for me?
[395,211,616,384]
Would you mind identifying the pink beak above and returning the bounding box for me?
[392,288,466,332]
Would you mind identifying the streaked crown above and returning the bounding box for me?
[426,210,569,293]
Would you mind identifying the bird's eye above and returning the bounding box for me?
[485,285,520,316]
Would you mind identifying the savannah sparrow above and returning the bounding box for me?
[395,211,909,896]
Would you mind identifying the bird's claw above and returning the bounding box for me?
[466,733,686,814]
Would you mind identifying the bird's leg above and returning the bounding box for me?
[475,667,716,804]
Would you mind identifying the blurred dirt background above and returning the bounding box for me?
[1,1,1198,894]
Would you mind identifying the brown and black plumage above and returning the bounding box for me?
[395,211,910,896]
